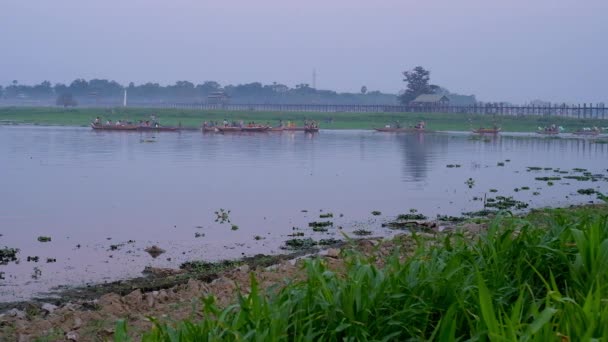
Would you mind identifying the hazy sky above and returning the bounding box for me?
[1,0,606,103]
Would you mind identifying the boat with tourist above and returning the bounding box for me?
[375,121,428,133]
[472,125,501,134]
[573,127,601,136]
[536,125,562,135]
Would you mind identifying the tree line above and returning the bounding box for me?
[0,67,476,106]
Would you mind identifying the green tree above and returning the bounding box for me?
[398,66,440,104]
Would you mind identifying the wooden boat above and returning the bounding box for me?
[216,126,243,133]
[374,127,427,133]
[241,126,270,132]
[304,127,320,133]
[573,129,600,136]
[269,127,284,132]
[201,126,218,133]
[472,127,501,134]
[91,123,138,131]
[283,127,307,131]
[536,129,559,135]
[137,126,178,132]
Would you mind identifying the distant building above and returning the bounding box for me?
[207,91,230,104]
[410,94,450,106]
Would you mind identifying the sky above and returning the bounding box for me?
[1,0,607,103]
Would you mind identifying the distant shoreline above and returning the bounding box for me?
[1,106,607,132]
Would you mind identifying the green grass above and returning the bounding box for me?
[1,106,607,131]
[114,205,608,341]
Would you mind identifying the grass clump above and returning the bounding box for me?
[121,206,608,341]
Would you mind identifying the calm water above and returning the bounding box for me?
[1,126,607,301]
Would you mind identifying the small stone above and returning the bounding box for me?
[41,303,58,314]
[66,330,79,341]
[73,316,83,329]
[237,264,250,273]
[145,293,155,308]
[326,248,340,258]
[157,290,169,303]
[187,278,201,292]
[123,289,143,305]
[98,293,122,307]
[8,308,26,319]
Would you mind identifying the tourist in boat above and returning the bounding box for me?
[93,117,101,126]
[106,120,112,125]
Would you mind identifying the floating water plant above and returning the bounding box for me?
[497,162,504,166]
[352,229,372,236]
[484,196,528,210]
[396,213,427,220]
[231,225,239,231]
[319,213,333,218]
[308,221,333,228]
[465,178,475,188]
[489,189,498,193]
[564,175,591,181]
[446,164,461,168]
[283,238,316,250]
[371,211,382,216]
[0,247,19,265]
[318,238,340,246]
[535,176,561,181]
[527,166,543,171]
[577,188,596,195]
[436,215,466,222]
[214,209,231,224]
[37,236,51,242]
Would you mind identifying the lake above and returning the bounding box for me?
[0,126,607,302]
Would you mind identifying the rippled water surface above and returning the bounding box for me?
[1,126,607,301]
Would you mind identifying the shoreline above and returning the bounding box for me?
[2,106,608,132]
[0,204,606,340]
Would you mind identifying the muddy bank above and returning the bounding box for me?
[0,219,465,341]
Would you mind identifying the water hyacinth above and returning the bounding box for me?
[116,207,608,341]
